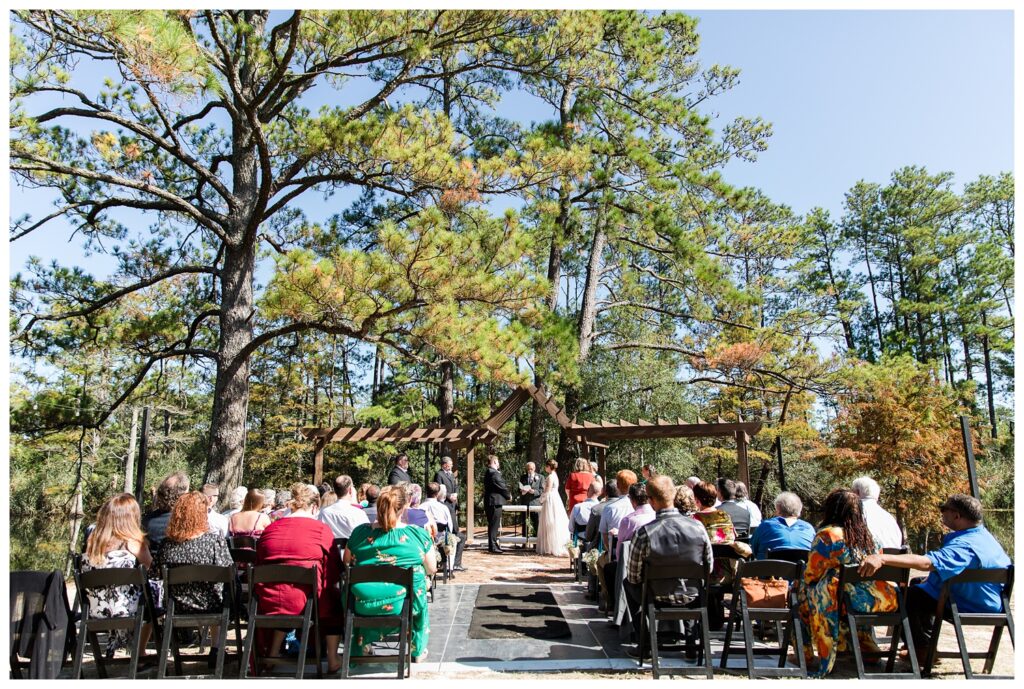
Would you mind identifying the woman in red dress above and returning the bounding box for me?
[254,483,343,673]
[564,457,595,515]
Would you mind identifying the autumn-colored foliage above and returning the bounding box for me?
[811,355,971,533]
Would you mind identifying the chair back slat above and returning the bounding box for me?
[765,547,810,564]
[346,564,413,587]
[841,563,909,587]
[737,559,803,582]
[165,564,235,586]
[228,535,257,550]
[332,537,348,553]
[644,560,708,583]
[947,566,1011,586]
[250,564,317,586]
[711,543,745,561]
[882,545,909,555]
[230,548,257,565]
[78,565,147,590]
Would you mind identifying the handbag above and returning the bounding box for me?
[740,576,790,609]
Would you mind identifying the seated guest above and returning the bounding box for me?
[83,493,157,658]
[420,482,452,534]
[319,482,338,508]
[623,476,712,657]
[691,481,737,544]
[364,484,380,524]
[616,482,656,558]
[852,475,903,549]
[357,483,371,508]
[228,488,272,539]
[317,474,369,540]
[734,481,762,529]
[858,493,1011,667]
[404,483,437,539]
[685,476,701,488]
[597,471,639,609]
[569,478,602,538]
[222,485,247,517]
[751,491,815,560]
[584,481,619,552]
[255,483,343,673]
[268,490,288,521]
[565,457,595,515]
[345,484,437,663]
[143,471,190,556]
[638,463,657,485]
[716,478,751,536]
[799,489,895,677]
[203,484,229,537]
[674,484,698,516]
[589,460,599,475]
[152,491,234,666]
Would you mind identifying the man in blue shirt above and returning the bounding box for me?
[750,491,815,560]
[859,493,1011,666]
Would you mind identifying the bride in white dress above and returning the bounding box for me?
[535,460,570,556]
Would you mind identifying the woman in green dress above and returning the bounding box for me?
[344,483,438,662]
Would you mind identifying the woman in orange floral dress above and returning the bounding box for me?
[799,488,896,677]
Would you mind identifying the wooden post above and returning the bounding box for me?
[597,446,606,477]
[465,445,475,545]
[125,407,139,493]
[736,431,750,488]
[960,415,981,500]
[313,439,325,486]
[134,407,150,503]
[775,436,787,491]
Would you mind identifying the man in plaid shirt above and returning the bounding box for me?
[623,475,712,657]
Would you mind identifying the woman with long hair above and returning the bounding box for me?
[152,491,234,665]
[82,493,157,658]
[228,488,271,539]
[535,459,570,556]
[345,484,437,663]
[799,488,896,677]
[564,457,595,515]
[255,483,344,673]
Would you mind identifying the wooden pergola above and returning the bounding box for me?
[300,384,761,544]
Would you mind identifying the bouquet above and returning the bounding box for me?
[565,541,580,560]
[582,548,601,575]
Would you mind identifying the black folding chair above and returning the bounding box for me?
[157,564,241,678]
[838,563,920,678]
[710,543,747,630]
[765,547,811,564]
[571,521,588,582]
[10,570,76,679]
[924,565,1014,679]
[71,565,161,679]
[228,535,257,551]
[720,559,807,678]
[240,564,322,679]
[434,524,453,585]
[341,564,414,679]
[637,559,714,678]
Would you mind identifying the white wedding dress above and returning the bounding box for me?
[535,472,569,556]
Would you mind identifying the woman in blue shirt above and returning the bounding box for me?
[751,491,815,560]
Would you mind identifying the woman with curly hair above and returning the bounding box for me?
[151,491,234,665]
[345,484,437,663]
[799,488,896,677]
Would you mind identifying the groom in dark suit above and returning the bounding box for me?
[483,454,511,553]
[433,455,465,570]
[387,453,412,486]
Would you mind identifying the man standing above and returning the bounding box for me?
[388,453,412,486]
[852,476,903,549]
[318,474,369,540]
[519,461,543,540]
[859,494,1011,667]
[483,455,511,553]
[203,483,229,537]
[433,456,465,570]
[623,475,712,657]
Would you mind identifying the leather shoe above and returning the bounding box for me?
[493,547,505,553]
[453,565,467,572]
[625,644,646,660]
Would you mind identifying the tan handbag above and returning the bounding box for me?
[740,577,790,609]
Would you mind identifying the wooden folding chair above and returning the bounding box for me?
[157,564,241,678]
[924,565,1014,679]
[240,564,322,679]
[638,559,714,678]
[720,559,807,678]
[341,564,414,679]
[838,563,920,679]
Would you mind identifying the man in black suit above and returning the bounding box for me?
[483,454,511,553]
[518,461,543,540]
[387,453,412,486]
[433,455,465,570]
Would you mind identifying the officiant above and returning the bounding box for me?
[519,461,543,539]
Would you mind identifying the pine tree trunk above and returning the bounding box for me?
[981,311,998,438]
[438,360,455,457]
[860,224,885,355]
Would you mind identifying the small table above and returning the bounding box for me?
[498,504,542,547]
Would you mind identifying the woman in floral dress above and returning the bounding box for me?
[799,488,896,677]
[81,493,158,658]
[344,484,437,663]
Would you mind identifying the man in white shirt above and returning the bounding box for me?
[420,482,452,531]
[203,483,229,537]
[852,475,903,549]
[222,485,247,517]
[597,470,638,610]
[318,474,369,539]
[734,481,763,528]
